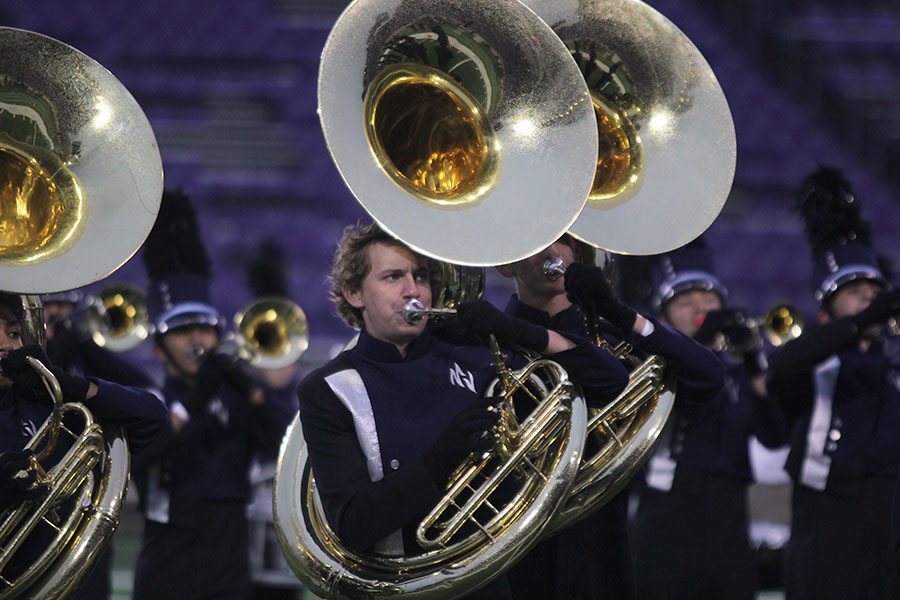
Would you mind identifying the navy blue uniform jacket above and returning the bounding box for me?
[297,326,629,555]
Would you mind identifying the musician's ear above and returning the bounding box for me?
[343,285,365,309]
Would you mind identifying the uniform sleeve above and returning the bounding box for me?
[544,339,630,408]
[248,387,295,459]
[627,318,725,405]
[83,379,168,452]
[76,340,156,389]
[743,367,789,449]
[769,317,857,376]
[767,318,858,425]
[297,373,442,553]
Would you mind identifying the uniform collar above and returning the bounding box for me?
[355,327,436,363]
[505,295,551,327]
[505,294,585,329]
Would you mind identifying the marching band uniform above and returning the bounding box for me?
[769,167,900,599]
[40,292,156,600]
[498,238,725,600]
[0,294,167,595]
[243,239,304,600]
[0,351,166,457]
[131,191,293,600]
[628,239,788,600]
[299,324,625,558]
[299,223,631,599]
[134,365,294,599]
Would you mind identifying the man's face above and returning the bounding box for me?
[663,289,723,337]
[155,324,219,376]
[0,317,25,387]
[344,242,432,348]
[498,238,576,301]
[827,280,883,320]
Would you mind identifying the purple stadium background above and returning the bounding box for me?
[3,0,898,380]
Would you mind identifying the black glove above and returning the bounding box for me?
[183,351,231,415]
[456,301,549,353]
[693,309,743,347]
[225,362,262,401]
[852,288,900,330]
[0,450,45,510]
[423,400,501,487]
[564,263,637,333]
[1,345,90,403]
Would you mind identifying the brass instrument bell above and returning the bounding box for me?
[0,27,163,293]
[84,285,151,352]
[520,0,737,255]
[317,0,599,266]
[234,296,309,370]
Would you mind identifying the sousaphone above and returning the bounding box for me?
[519,0,736,530]
[521,0,737,255]
[315,0,599,266]
[0,27,162,599]
[275,0,597,597]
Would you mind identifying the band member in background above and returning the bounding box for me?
[496,235,725,600]
[296,222,629,599]
[0,292,167,594]
[243,239,304,600]
[769,167,900,599]
[41,291,155,390]
[624,236,788,600]
[38,291,156,600]
[131,190,294,600]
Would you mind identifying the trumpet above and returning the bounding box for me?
[194,297,309,371]
[84,285,151,353]
[705,304,804,353]
[43,285,151,354]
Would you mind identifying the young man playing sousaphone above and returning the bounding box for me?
[496,234,725,600]
[295,221,630,599]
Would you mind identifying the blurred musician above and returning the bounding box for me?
[42,290,155,391]
[243,239,304,600]
[769,167,900,599]
[296,222,628,599]
[0,292,167,596]
[496,234,725,600]
[626,237,788,600]
[38,290,156,600]
[131,191,294,600]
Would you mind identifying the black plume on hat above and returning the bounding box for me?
[795,166,871,259]
[246,239,289,298]
[141,189,220,333]
[142,188,211,281]
[795,166,887,304]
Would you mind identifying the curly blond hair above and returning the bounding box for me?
[328,222,399,328]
